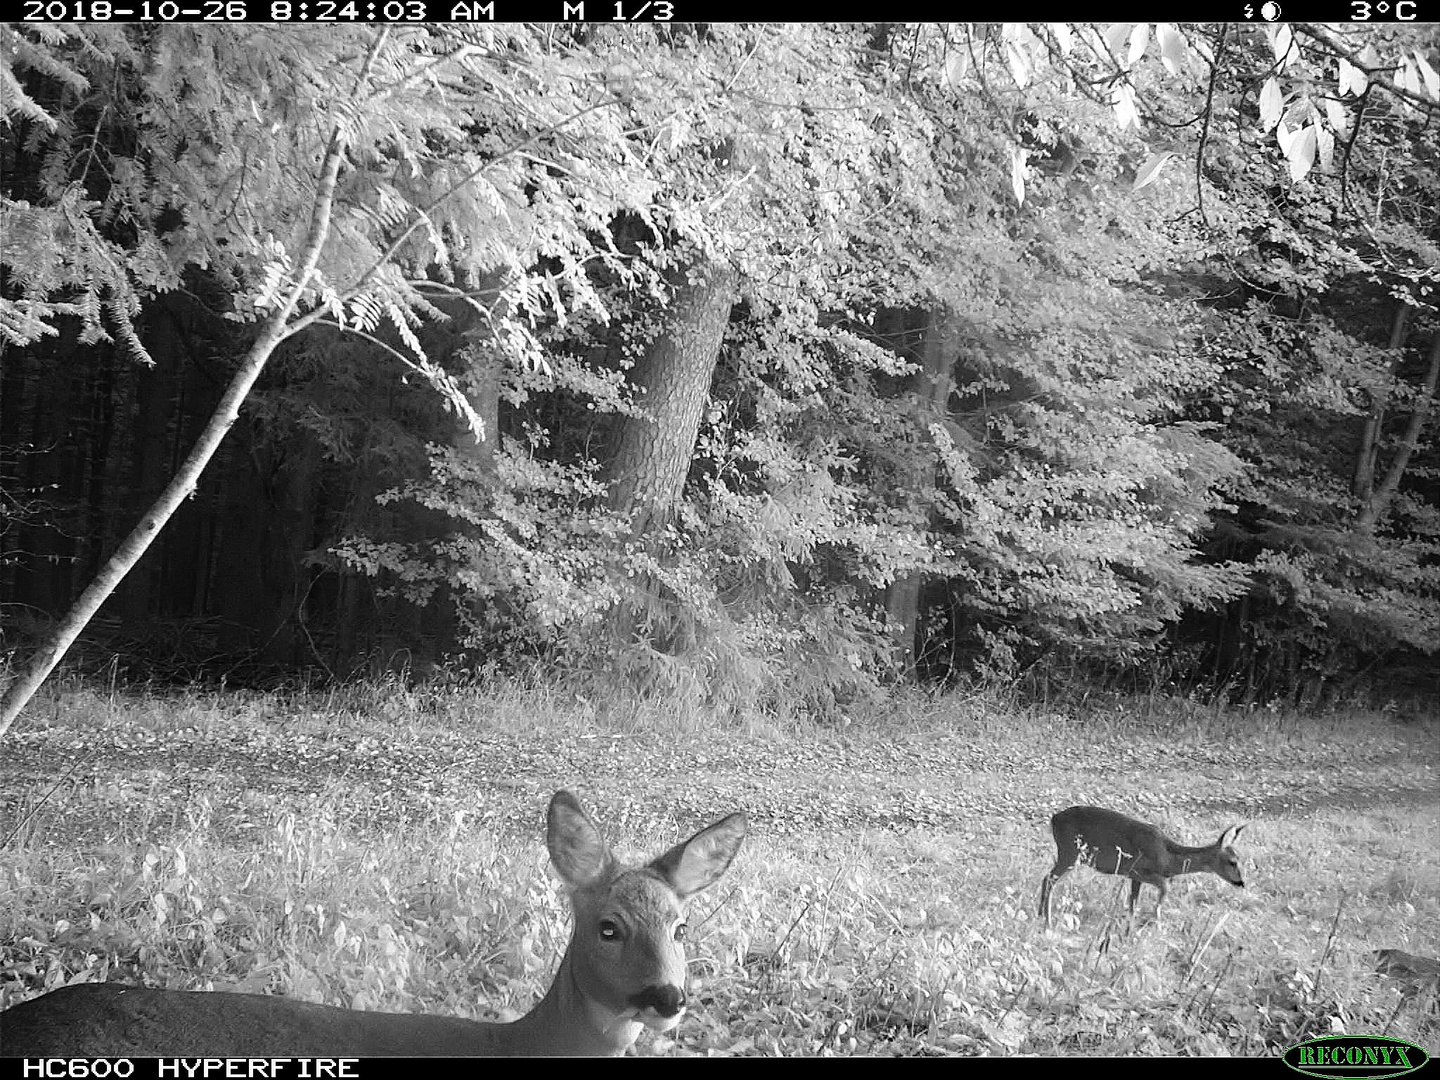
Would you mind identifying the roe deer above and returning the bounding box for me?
[1038,805,1245,928]
[0,791,747,1057]
[1375,949,1440,993]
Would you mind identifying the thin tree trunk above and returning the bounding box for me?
[884,309,959,679]
[1353,304,1411,498]
[444,279,506,484]
[0,131,349,737]
[1356,329,1440,531]
[884,575,923,679]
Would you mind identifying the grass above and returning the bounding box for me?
[1,678,1436,1056]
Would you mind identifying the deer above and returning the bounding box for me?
[1,791,748,1056]
[1039,805,1246,928]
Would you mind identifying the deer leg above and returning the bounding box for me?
[1040,859,1074,927]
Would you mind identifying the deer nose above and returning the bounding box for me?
[631,984,685,1017]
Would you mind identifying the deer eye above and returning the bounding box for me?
[599,919,621,941]
[674,922,688,941]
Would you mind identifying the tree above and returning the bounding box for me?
[4,22,1435,717]
[0,24,641,730]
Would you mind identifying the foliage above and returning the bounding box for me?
[1168,24,1440,696]
[3,22,1438,703]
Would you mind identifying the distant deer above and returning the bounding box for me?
[0,791,748,1056]
[1039,805,1246,928]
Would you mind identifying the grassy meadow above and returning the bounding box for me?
[1,679,1436,1056]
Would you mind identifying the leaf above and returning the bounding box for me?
[1111,83,1140,131]
[1277,122,1316,182]
[1131,151,1174,193]
[1322,96,1348,135]
[1127,23,1150,69]
[1330,57,1365,97]
[942,52,969,88]
[1274,119,1295,159]
[1414,49,1440,100]
[1104,23,1133,63]
[1002,23,1041,89]
[1399,58,1421,101]
[1259,78,1283,131]
[1268,23,1294,68]
[1006,42,1031,89]
[1010,146,1027,206]
[1156,24,1187,74]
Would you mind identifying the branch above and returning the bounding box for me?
[1292,24,1440,115]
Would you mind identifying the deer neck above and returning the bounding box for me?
[493,944,642,1057]
[1162,839,1217,874]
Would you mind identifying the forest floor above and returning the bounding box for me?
[2,682,1437,1056]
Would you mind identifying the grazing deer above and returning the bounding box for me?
[0,791,748,1056]
[1039,805,1246,928]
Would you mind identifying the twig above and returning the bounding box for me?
[1311,892,1347,1002]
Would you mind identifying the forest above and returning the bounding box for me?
[0,21,1437,1059]
[1,21,1435,715]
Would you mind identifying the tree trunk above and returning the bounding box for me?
[884,309,960,678]
[606,261,737,535]
[258,431,320,665]
[453,335,500,481]
[602,260,736,647]
[428,285,504,658]
[1353,303,1411,499]
[1356,328,1440,531]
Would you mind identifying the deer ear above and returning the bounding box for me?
[1221,823,1246,847]
[651,812,748,899]
[547,790,614,889]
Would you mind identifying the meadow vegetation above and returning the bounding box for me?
[3,680,1434,1056]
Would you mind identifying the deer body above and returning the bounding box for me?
[1038,805,1245,927]
[1,792,747,1057]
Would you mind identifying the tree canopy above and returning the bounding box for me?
[2,22,1436,723]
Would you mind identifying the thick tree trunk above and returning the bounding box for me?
[602,261,736,648]
[606,262,737,535]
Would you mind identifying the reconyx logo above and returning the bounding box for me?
[1284,1035,1430,1079]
